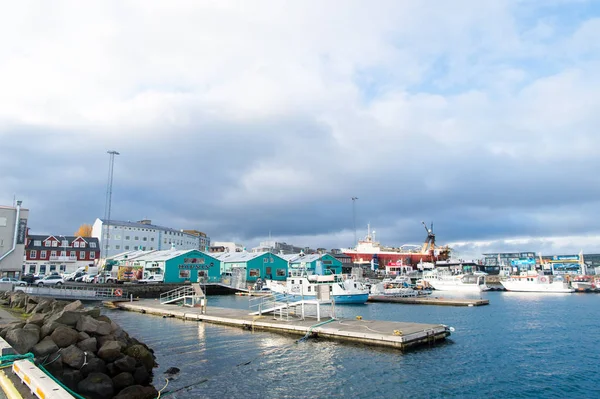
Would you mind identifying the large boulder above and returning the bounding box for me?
[26,313,46,326]
[85,307,102,318]
[80,357,107,378]
[23,323,41,335]
[48,310,83,326]
[76,315,112,336]
[133,366,151,385]
[114,385,158,399]
[40,321,61,338]
[61,344,86,369]
[5,327,40,354]
[0,322,25,339]
[78,331,90,341]
[44,352,64,378]
[125,345,156,372]
[61,368,82,392]
[32,336,59,358]
[98,341,122,362]
[51,326,80,348]
[63,300,84,312]
[77,337,97,353]
[112,372,135,391]
[32,298,54,314]
[77,372,114,399]
[114,355,137,373]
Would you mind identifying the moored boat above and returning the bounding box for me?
[500,271,574,293]
[424,272,490,292]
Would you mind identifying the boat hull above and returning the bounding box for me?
[284,293,368,304]
[428,282,489,292]
[500,281,574,293]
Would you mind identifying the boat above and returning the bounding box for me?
[341,222,450,269]
[423,270,490,292]
[500,271,574,293]
[370,276,431,298]
[266,269,370,304]
[570,275,594,291]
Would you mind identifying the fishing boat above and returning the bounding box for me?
[266,269,370,304]
[370,276,431,298]
[423,270,490,292]
[341,222,451,269]
[500,271,574,293]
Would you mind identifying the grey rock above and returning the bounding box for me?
[48,310,83,326]
[114,355,137,373]
[31,336,59,358]
[125,344,156,372]
[25,302,37,314]
[80,357,107,378]
[40,321,61,338]
[133,366,151,385]
[26,313,46,326]
[23,323,41,335]
[112,371,135,391]
[77,372,114,399]
[63,300,84,312]
[98,340,122,362]
[51,326,80,348]
[44,352,64,378]
[76,315,112,336]
[85,307,102,318]
[106,362,119,376]
[60,368,81,392]
[97,315,112,324]
[5,328,40,354]
[114,385,158,399]
[32,298,54,314]
[78,331,90,341]
[61,344,85,369]
[77,337,97,353]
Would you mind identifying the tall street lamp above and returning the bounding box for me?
[103,150,120,264]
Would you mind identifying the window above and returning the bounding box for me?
[73,242,79,248]
[40,265,46,274]
[125,246,130,250]
[150,238,154,242]
[80,243,86,248]
[45,241,51,247]
[143,237,147,241]
[50,250,57,258]
[79,251,85,259]
[50,265,56,272]
[90,252,95,259]
[134,236,139,240]
[40,250,47,258]
[62,240,69,247]
[125,236,130,240]
[179,270,190,279]
[60,251,66,257]
[150,247,154,250]
[30,250,37,259]
[134,246,139,250]
[52,241,58,247]
[249,269,260,277]
[70,251,76,259]
[29,265,36,274]
[276,269,286,277]
[60,265,66,272]
[34,240,41,246]
[116,245,120,250]
[90,243,96,248]
[263,258,268,263]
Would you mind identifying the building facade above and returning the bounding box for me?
[251,240,314,255]
[0,201,29,277]
[214,251,288,282]
[182,230,211,251]
[23,235,100,276]
[209,241,244,253]
[282,253,343,275]
[92,219,210,259]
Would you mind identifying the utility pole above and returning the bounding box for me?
[351,197,358,246]
[103,150,120,263]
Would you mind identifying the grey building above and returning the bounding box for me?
[0,201,29,276]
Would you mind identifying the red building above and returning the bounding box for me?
[23,235,100,276]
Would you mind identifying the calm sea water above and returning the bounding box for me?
[105,292,599,399]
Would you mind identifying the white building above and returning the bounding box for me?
[210,241,244,253]
[92,218,210,259]
[0,201,29,276]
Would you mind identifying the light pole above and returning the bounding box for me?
[351,197,358,246]
[58,235,67,275]
[103,150,120,264]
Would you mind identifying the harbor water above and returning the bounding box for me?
[105,292,599,399]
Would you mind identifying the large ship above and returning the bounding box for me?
[341,222,450,269]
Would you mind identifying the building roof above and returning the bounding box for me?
[215,251,276,263]
[281,253,325,263]
[112,249,218,263]
[26,235,99,251]
[110,250,154,261]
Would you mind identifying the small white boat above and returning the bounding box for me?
[266,269,369,304]
[500,271,574,293]
[423,270,489,292]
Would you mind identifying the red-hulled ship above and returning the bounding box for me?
[341,222,450,269]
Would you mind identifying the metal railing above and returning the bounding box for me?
[15,285,128,300]
[248,292,333,321]
[160,285,206,308]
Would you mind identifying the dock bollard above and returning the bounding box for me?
[130,294,133,303]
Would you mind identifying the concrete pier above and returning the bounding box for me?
[112,299,452,351]
[368,295,489,306]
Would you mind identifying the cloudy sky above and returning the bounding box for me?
[2,0,600,259]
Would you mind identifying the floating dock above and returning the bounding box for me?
[112,299,452,351]
[368,295,489,306]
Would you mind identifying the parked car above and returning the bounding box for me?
[137,274,164,284]
[74,274,88,283]
[65,271,86,282]
[20,274,39,284]
[0,277,27,286]
[83,274,98,283]
[37,275,64,286]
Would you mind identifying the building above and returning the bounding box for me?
[213,251,288,282]
[251,240,314,255]
[182,230,211,251]
[0,201,29,277]
[109,249,221,284]
[209,241,244,253]
[331,252,353,274]
[23,235,100,276]
[281,253,343,275]
[92,218,210,259]
[482,251,537,273]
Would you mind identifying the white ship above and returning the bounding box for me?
[500,271,574,293]
[423,270,489,292]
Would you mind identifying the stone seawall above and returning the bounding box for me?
[0,291,158,399]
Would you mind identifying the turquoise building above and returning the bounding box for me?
[283,253,343,275]
[213,251,288,282]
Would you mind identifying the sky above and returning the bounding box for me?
[2,0,600,259]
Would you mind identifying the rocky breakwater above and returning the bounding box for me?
[0,291,158,399]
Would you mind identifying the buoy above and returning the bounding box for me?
[393,330,403,336]
[356,315,362,320]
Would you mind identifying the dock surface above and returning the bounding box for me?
[114,299,451,350]
[368,295,489,306]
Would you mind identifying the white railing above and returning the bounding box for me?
[15,285,127,299]
[160,285,206,308]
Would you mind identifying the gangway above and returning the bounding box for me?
[160,284,206,311]
[15,285,128,301]
[248,292,332,321]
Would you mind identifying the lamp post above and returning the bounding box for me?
[351,197,358,246]
[103,150,120,265]
[59,235,67,275]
